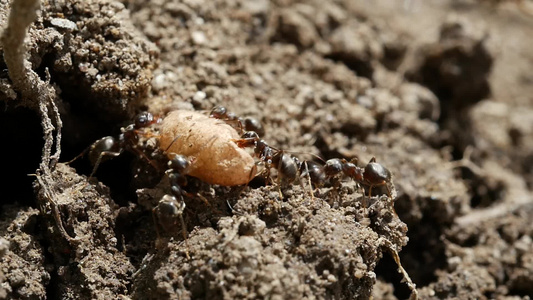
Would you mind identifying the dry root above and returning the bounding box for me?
[380,238,419,300]
[2,0,69,243]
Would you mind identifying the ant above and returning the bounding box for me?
[67,111,161,180]
[67,112,197,242]
[152,153,192,244]
[234,130,393,212]
[301,157,395,223]
[209,106,303,194]
[209,106,265,137]
[304,157,392,201]
[233,131,304,198]
[211,104,396,222]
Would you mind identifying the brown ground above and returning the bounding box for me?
[1,0,532,299]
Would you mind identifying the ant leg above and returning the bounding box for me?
[384,183,392,198]
[228,166,256,217]
[260,163,273,186]
[130,147,162,172]
[297,178,307,199]
[360,185,372,224]
[183,191,211,207]
[329,178,342,204]
[178,212,188,250]
[276,157,284,200]
[174,197,190,259]
[65,146,90,165]
[236,163,258,198]
[303,162,315,201]
[88,150,122,180]
[218,118,244,135]
[152,207,162,240]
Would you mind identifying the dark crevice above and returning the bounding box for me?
[375,253,411,299]
[379,209,448,294]
[323,53,374,79]
[38,215,62,300]
[0,104,43,207]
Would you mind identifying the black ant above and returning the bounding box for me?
[209,106,265,137]
[302,157,393,216]
[67,112,197,244]
[152,153,192,242]
[233,131,308,198]
[67,111,160,179]
[313,157,391,196]
[234,130,393,207]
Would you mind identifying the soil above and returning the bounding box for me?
[1,0,532,299]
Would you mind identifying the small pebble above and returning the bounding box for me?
[193,91,207,102]
[191,31,207,45]
[50,18,78,31]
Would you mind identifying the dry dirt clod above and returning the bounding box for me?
[3,0,533,299]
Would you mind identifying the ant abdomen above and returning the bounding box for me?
[301,161,327,188]
[88,136,121,165]
[243,117,264,137]
[272,152,299,184]
[364,160,391,184]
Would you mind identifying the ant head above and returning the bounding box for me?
[210,106,227,119]
[167,153,190,172]
[134,112,155,129]
[156,195,185,227]
[364,161,391,182]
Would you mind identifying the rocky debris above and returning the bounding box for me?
[0,206,48,300]
[1,0,532,299]
[34,164,134,299]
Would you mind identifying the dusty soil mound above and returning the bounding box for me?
[1,0,532,299]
